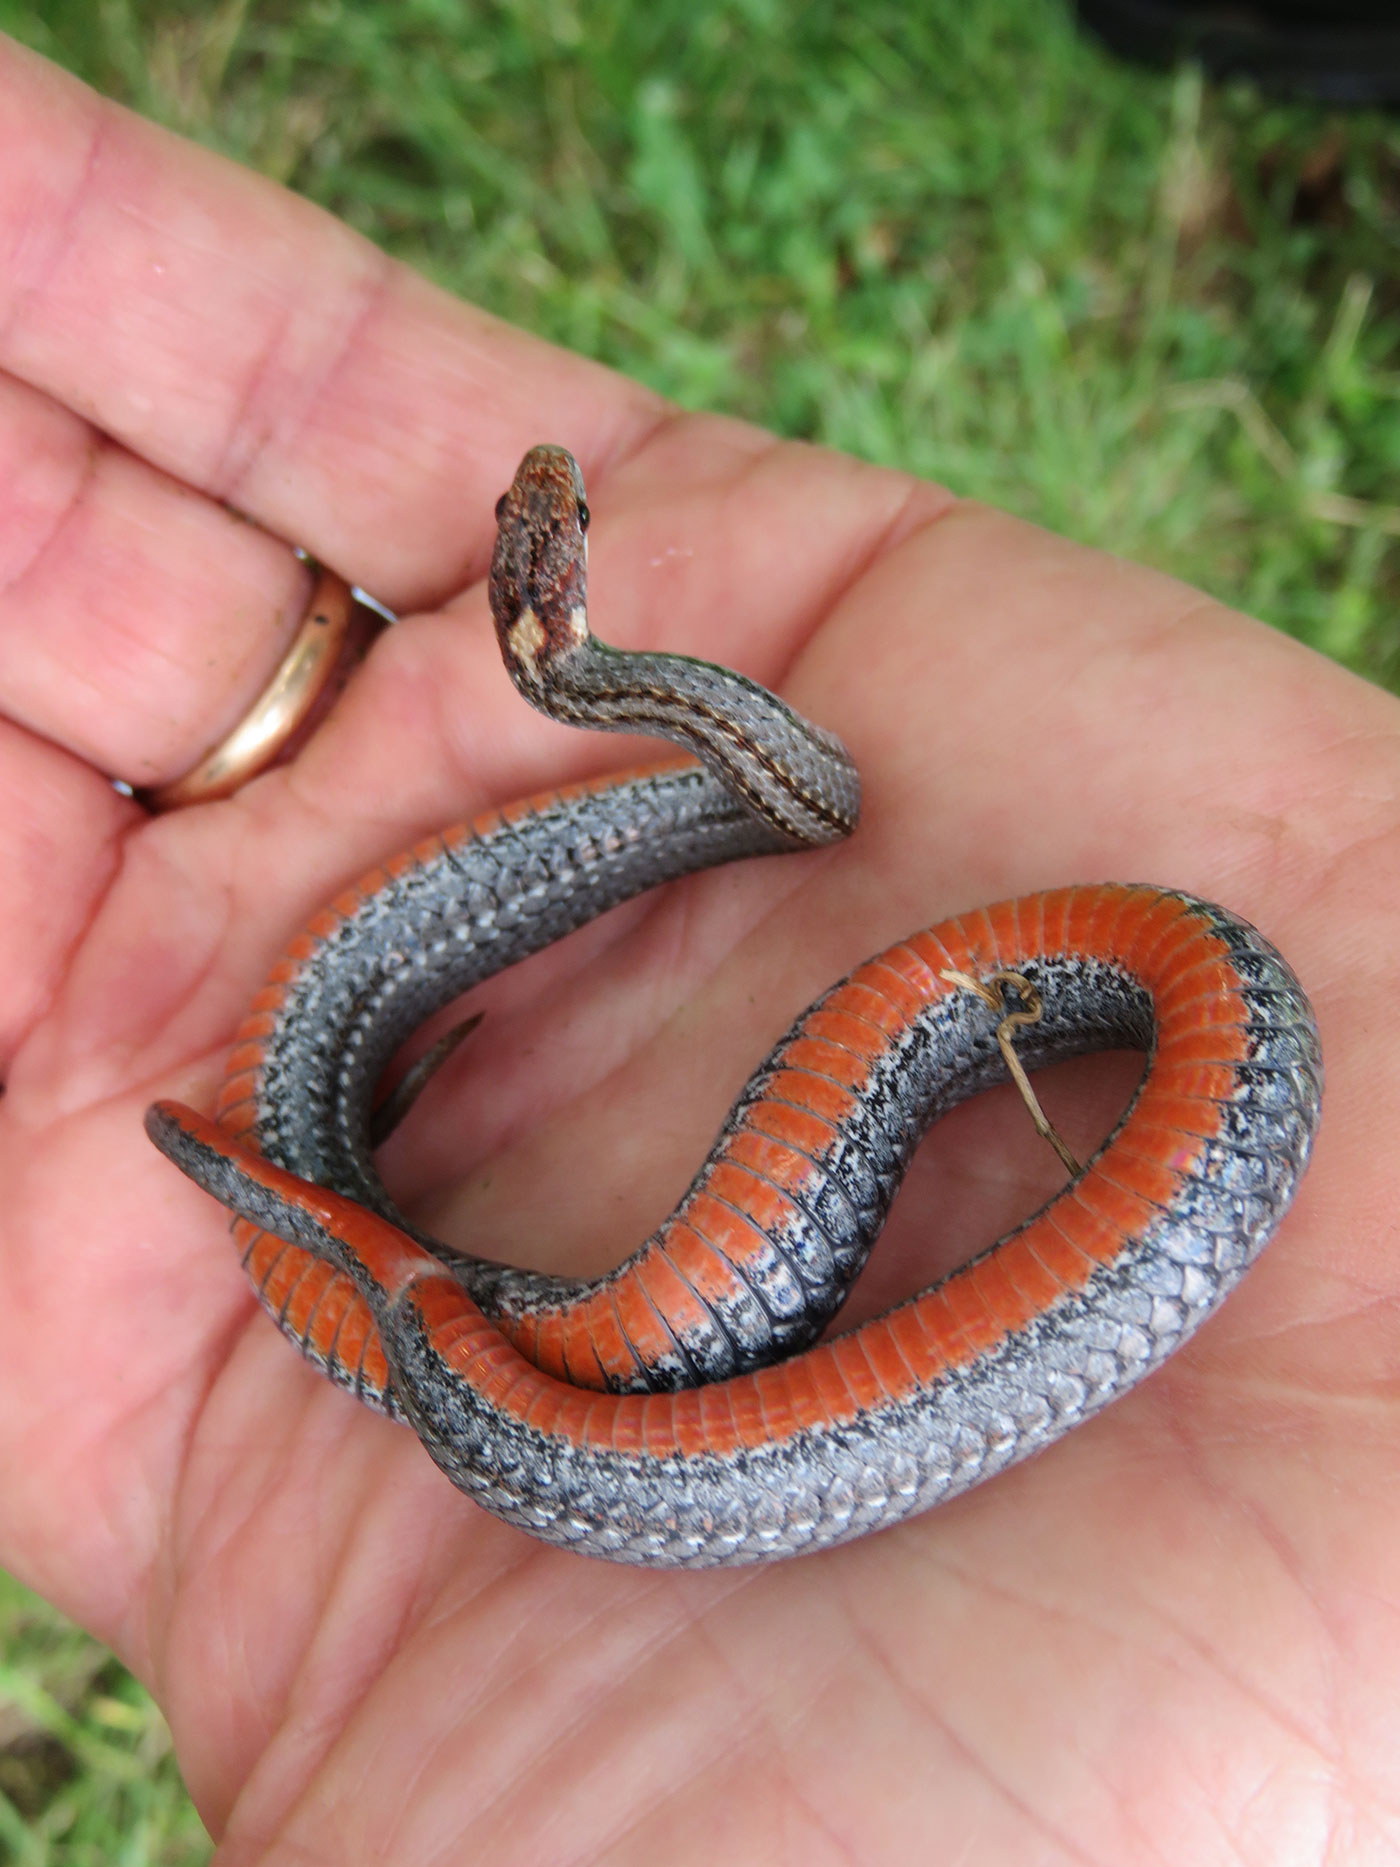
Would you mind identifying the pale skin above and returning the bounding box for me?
[0,35,1396,1867]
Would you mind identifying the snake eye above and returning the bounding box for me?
[577,501,590,534]
[495,493,509,523]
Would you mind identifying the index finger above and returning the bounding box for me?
[0,36,664,611]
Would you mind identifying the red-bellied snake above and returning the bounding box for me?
[147,445,1322,1568]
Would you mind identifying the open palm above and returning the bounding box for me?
[0,38,1394,1867]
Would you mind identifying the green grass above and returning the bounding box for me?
[0,0,1397,1855]
[0,1574,207,1864]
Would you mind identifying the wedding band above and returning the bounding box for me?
[146,566,384,810]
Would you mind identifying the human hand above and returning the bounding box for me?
[0,37,1393,1865]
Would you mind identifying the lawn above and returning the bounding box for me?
[0,0,1396,1857]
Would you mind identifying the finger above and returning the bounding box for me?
[0,43,936,803]
[0,39,662,612]
[0,716,134,1072]
[0,370,315,783]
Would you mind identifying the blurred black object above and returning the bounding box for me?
[1076,1,1400,102]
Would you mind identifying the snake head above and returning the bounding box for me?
[489,445,592,694]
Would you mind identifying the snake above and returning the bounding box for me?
[146,444,1323,1569]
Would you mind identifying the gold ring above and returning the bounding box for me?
[145,566,385,811]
